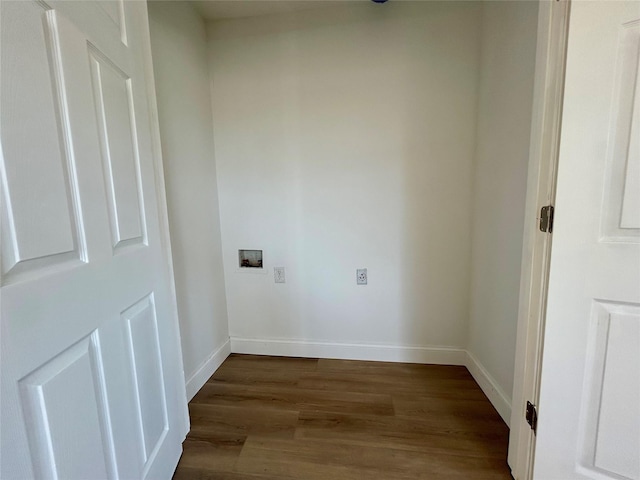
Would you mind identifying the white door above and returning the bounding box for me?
[1,1,188,478]
[534,1,640,479]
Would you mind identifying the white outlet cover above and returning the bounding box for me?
[357,268,367,285]
[274,267,285,283]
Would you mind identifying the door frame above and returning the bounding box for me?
[507,1,571,478]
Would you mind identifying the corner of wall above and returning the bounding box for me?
[185,338,231,401]
[465,0,487,355]
[465,350,512,426]
[464,1,539,423]
[148,1,230,399]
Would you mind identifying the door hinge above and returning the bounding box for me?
[526,401,538,434]
[539,205,554,233]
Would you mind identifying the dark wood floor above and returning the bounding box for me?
[173,354,512,480]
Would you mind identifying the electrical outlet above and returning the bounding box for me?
[357,268,367,285]
[274,267,286,283]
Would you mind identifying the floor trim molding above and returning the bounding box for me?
[230,337,466,366]
[465,350,512,426]
[185,339,231,401]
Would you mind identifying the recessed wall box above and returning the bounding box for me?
[239,249,263,269]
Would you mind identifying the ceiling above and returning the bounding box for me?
[190,0,367,20]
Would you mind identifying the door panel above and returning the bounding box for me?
[601,20,640,240]
[88,46,146,249]
[19,335,113,480]
[1,1,187,479]
[535,1,640,479]
[584,303,640,479]
[122,294,169,473]
[0,1,84,281]
[94,0,127,45]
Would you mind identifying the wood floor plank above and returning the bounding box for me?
[188,403,299,442]
[295,409,508,458]
[174,354,512,479]
[221,354,318,372]
[191,382,395,416]
[206,364,304,388]
[173,437,242,474]
[317,358,470,378]
[297,370,488,398]
[393,393,501,419]
[235,436,512,480]
[173,467,284,480]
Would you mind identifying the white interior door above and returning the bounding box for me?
[1,1,188,478]
[534,1,640,479]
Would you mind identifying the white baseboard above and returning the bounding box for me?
[465,350,512,426]
[230,337,466,365]
[185,339,231,401]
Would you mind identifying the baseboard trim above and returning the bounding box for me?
[185,339,231,401]
[230,337,466,365]
[465,351,512,426]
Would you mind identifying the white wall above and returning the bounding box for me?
[467,0,539,419]
[145,0,538,425]
[148,1,229,399]
[208,2,482,361]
